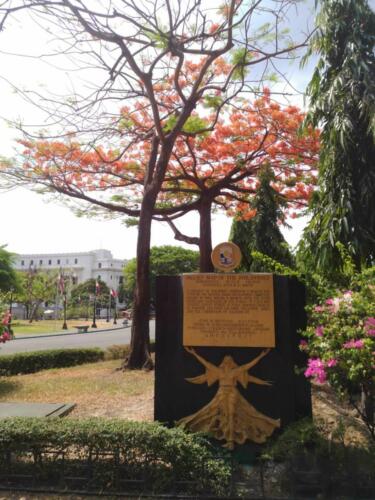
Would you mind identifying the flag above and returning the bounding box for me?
[110,289,117,298]
[95,280,100,294]
[58,273,65,294]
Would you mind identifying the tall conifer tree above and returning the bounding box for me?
[300,0,375,275]
[230,166,293,271]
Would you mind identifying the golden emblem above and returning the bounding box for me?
[211,242,242,272]
[177,348,280,449]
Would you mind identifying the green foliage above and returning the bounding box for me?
[15,269,59,321]
[264,418,375,484]
[230,47,253,80]
[203,94,224,109]
[71,278,111,309]
[124,246,199,305]
[66,304,90,319]
[301,0,375,274]
[263,419,327,462]
[163,114,209,135]
[229,166,294,272]
[143,26,169,49]
[0,417,231,495]
[0,245,19,292]
[251,250,335,305]
[0,348,104,376]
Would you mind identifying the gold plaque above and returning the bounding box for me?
[183,273,275,347]
[211,242,242,272]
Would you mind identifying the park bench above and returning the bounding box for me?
[73,325,89,334]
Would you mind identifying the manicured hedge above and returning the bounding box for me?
[0,348,104,375]
[0,417,230,495]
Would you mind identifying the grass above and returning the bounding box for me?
[12,319,121,336]
[0,359,154,420]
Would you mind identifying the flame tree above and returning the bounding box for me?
[0,0,313,368]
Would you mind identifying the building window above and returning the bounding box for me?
[21,260,24,266]
[48,260,52,265]
[119,276,124,284]
[39,260,43,265]
[98,275,101,280]
[30,260,34,265]
[72,276,78,285]
[110,275,112,280]
[74,258,78,264]
[57,259,60,265]
[98,263,102,269]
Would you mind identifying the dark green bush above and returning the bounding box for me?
[0,417,230,495]
[0,348,104,375]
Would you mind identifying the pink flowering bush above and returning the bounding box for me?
[0,309,11,343]
[302,270,375,438]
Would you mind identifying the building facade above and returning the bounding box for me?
[14,249,126,290]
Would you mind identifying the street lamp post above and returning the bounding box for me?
[113,296,117,325]
[8,288,14,339]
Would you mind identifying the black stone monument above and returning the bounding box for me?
[154,274,311,449]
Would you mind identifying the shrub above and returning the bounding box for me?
[0,348,104,375]
[301,265,375,439]
[263,419,375,498]
[0,417,230,495]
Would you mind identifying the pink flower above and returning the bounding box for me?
[364,318,375,337]
[326,297,340,313]
[314,305,324,313]
[299,340,308,350]
[1,331,10,341]
[315,325,324,337]
[343,339,364,349]
[326,359,338,367]
[304,358,327,384]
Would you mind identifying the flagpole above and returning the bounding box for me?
[58,270,68,330]
[106,289,111,322]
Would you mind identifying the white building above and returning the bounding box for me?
[14,249,126,290]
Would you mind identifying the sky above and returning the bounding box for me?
[0,0,316,260]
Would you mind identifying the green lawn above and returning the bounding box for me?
[12,319,65,335]
[11,319,118,336]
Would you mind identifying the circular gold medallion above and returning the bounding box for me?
[211,242,242,272]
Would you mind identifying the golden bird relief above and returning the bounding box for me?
[177,347,280,449]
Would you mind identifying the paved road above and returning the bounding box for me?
[0,321,155,355]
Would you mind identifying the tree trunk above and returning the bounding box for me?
[122,135,170,370]
[199,200,214,272]
[361,383,374,434]
[123,202,154,370]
